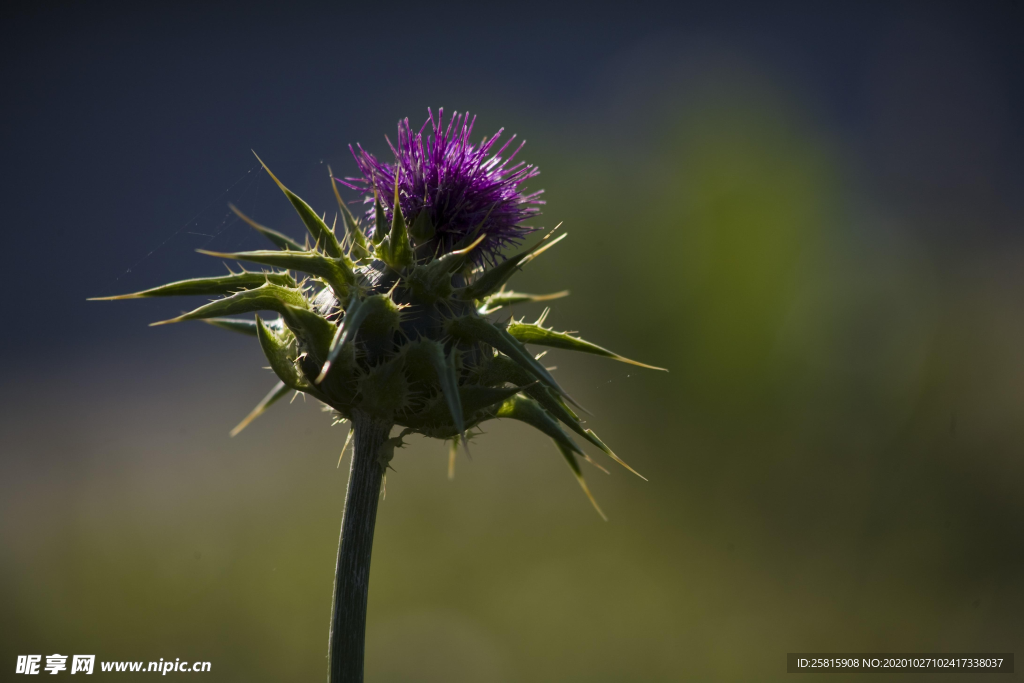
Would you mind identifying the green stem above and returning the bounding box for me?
[328,411,392,683]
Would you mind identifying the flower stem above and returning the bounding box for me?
[328,411,392,683]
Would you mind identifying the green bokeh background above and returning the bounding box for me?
[2,4,1022,681]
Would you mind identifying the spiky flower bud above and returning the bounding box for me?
[93,109,665,517]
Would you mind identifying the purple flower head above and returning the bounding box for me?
[338,108,543,263]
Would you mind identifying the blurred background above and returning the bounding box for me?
[2,2,1022,680]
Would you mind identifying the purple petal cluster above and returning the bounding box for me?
[338,108,543,262]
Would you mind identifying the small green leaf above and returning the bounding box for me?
[480,355,578,426]
[316,294,396,383]
[229,203,304,251]
[446,315,573,403]
[459,384,528,416]
[253,152,343,258]
[202,317,258,336]
[434,233,486,274]
[89,271,295,300]
[196,248,355,301]
[507,319,667,371]
[477,289,570,315]
[281,305,336,361]
[150,283,308,326]
[328,166,370,261]
[423,340,464,440]
[525,381,643,479]
[496,394,582,454]
[255,315,311,391]
[229,381,290,437]
[478,355,643,479]
[372,189,387,245]
[384,179,414,270]
[203,316,286,337]
[495,395,606,519]
[581,428,644,480]
[459,229,567,300]
[404,234,486,304]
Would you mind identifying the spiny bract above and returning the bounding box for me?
[93,110,666,518]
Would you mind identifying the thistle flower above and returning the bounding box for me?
[341,108,543,263]
[92,110,665,682]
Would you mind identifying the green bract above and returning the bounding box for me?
[93,155,666,517]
